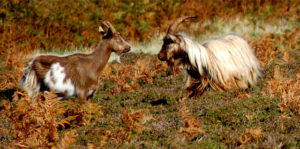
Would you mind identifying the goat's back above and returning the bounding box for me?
[202,34,261,88]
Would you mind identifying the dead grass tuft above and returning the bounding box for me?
[248,29,299,67]
[238,127,263,145]
[265,66,300,115]
[179,97,204,138]
[248,34,279,67]
[0,48,29,90]
[53,129,77,149]
[122,108,153,133]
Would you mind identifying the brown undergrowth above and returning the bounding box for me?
[265,66,300,115]
[0,91,103,148]
[0,48,29,90]
[248,29,299,67]
[252,29,300,115]
[248,29,299,132]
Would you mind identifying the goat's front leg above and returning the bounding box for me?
[184,75,208,98]
[184,73,192,90]
[76,88,87,104]
[184,75,195,98]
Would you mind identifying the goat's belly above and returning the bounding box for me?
[44,80,76,97]
[44,62,76,97]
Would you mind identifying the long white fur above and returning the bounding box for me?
[44,62,75,97]
[181,33,261,89]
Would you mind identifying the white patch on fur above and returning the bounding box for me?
[181,33,261,89]
[44,62,75,97]
[115,55,121,63]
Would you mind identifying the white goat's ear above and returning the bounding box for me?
[98,26,105,35]
[170,34,177,41]
[166,34,178,42]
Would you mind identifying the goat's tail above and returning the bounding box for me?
[20,61,40,99]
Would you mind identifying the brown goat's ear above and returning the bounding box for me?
[99,20,112,38]
[103,28,113,39]
[98,26,105,35]
[99,20,116,39]
[98,25,113,39]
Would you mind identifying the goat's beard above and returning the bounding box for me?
[166,59,182,76]
[167,64,174,76]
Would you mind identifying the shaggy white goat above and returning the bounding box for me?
[158,16,261,97]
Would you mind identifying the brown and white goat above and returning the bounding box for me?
[20,20,130,100]
[158,16,261,97]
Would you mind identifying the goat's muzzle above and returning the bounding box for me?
[158,53,167,61]
[124,45,131,53]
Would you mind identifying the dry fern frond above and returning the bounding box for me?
[179,97,204,138]
[238,127,262,145]
[103,128,130,144]
[0,48,28,90]
[0,91,104,148]
[265,66,300,114]
[61,100,104,126]
[248,34,279,67]
[122,108,153,133]
[87,143,96,149]
[53,130,77,149]
[1,91,62,147]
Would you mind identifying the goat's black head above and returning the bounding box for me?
[158,16,197,76]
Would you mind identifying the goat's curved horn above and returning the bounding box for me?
[99,20,117,34]
[167,16,198,34]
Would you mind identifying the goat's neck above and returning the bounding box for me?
[90,41,113,74]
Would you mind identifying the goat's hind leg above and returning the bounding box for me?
[184,75,208,98]
[76,88,87,104]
